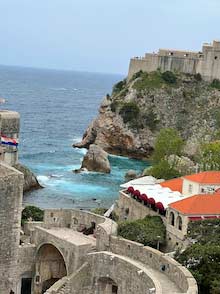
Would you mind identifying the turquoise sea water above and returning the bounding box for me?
[0,65,147,209]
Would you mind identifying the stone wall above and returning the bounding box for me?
[128,40,220,82]
[0,163,23,294]
[115,190,163,221]
[109,236,198,294]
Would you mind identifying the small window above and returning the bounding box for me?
[112,285,118,294]
[50,212,54,217]
[188,184,193,193]
[184,53,189,57]
[215,56,218,60]
[169,52,173,56]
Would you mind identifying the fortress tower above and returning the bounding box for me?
[128,40,220,81]
[0,163,23,293]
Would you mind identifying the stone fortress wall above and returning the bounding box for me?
[128,40,220,81]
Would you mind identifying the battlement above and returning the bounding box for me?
[128,40,220,81]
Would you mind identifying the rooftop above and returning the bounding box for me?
[160,178,183,193]
[170,194,220,215]
[183,171,220,184]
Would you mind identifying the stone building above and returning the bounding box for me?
[116,171,220,250]
[128,40,220,81]
[0,110,198,294]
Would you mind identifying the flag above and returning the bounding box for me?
[1,135,18,147]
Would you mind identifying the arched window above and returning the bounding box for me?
[176,216,182,230]
[169,212,175,226]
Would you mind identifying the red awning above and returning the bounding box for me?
[127,186,134,194]
[148,197,155,205]
[141,193,148,203]
[188,217,202,221]
[134,190,141,198]
[203,216,218,219]
[156,202,164,211]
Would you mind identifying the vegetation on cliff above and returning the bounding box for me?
[175,219,220,294]
[74,69,220,160]
[118,216,166,248]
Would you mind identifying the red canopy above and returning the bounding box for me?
[127,186,134,194]
[148,197,155,205]
[156,202,165,211]
[188,216,202,221]
[141,193,148,203]
[134,190,141,198]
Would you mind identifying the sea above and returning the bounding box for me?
[0,65,147,210]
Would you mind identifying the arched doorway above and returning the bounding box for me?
[34,244,67,294]
[97,277,118,294]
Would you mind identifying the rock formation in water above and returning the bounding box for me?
[74,71,220,159]
[80,144,111,173]
[13,163,42,193]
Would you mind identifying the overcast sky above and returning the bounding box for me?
[1,0,220,74]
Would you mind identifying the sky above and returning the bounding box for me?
[1,0,220,74]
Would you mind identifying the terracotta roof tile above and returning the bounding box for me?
[170,194,220,215]
[160,178,183,193]
[184,171,220,184]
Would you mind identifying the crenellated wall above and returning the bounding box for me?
[128,40,220,82]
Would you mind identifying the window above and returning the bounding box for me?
[188,184,193,193]
[177,216,182,230]
[170,212,175,226]
[112,285,118,294]
[169,52,174,56]
[215,56,218,60]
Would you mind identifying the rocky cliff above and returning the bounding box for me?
[74,71,220,159]
[13,163,42,193]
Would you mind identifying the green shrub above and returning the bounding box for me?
[211,79,220,90]
[148,159,181,180]
[133,71,164,91]
[142,109,160,131]
[118,216,166,248]
[161,71,177,84]
[152,128,184,163]
[119,102,140,124]
[130,70,144,81]
[112,79,126,94]
[91,207,107,216]
[22,205,44,225]
[194,73,202,81]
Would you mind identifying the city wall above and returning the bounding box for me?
[128,40,220,82]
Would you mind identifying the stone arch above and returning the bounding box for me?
[169,211,175,226]
[176,215,183,230]
[34,243,67,294]
[97,277,118,294]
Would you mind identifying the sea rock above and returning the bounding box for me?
[81,144,111,173]
[125,169,138,180]
[74,72,220,159]
[13,163,42,193]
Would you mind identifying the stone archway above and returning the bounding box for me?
[34,244,67,294]
[97,277,118,294]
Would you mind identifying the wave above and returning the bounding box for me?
[50,87,68,91]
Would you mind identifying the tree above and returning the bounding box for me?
[176,244,220,294]
[152,128,184,163]
[22,205,44,225]
[148,159,181,180]
[199,141,220,170]
[118,216,166,248]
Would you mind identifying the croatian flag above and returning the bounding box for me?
[1,135,18,147]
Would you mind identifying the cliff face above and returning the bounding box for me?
[74,71,220,159]
[13,163,42,193]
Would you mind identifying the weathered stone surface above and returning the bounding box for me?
[13,163,42,193]
[74,74,220,159]
[81,144,111,173]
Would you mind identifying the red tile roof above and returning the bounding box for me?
[184,171,220,184]
[170,194,220,215]
[160,178,183,193]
